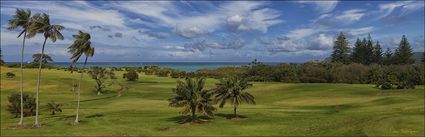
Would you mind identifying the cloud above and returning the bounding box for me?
[115,1,283,37]
[175,26,209,38]
[346,26,374,36]
[2,1,127,28]
[334,9,365,22]
[114,32,123,38]
[260,36,305,53]
[413,35,425,51]
[182,37,247,51]
[147,32,168,39]
[308,33,334,50]
[298,1,339,14]
[261,32,334,53]
[313,9,365,27]
[225,8,283,33]
[287,28,318,39]
[378,1,424,19]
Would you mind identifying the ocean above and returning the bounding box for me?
[33,62,281,71]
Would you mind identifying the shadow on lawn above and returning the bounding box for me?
[79,95,115,102]
[215,113,247,119]
[166,115,213,124]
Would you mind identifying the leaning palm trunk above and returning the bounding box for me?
[18,31,27,126]
[34,37,48,127]
[75,56,88,124]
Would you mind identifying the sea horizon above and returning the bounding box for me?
[5,61,285,71]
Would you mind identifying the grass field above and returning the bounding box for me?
[1,67,424,136]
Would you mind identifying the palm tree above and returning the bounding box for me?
[168,78,216,122]
[214,76,256,118]
[45,101,62,115]
[67,31,94,124]
[27,13,64,127]
[7,8,32,126]
[32,53,53,64]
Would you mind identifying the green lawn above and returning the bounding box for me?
[1,67,424,136]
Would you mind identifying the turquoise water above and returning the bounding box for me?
[42,62,278,71]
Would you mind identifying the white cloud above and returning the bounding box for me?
[308,33,334,50]
[175,26,209,38]
[115,1,283,37]
[287,28,318,39]
[335,9,365,22]
[378,1,424,19]
[298,1,339,14]
[347,26,374,36]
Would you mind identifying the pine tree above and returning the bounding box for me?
[383,48,393,65]
[364,34,374,65]
[372,41,383,64]
[351,38,363,64]
[331,32,351,64]
[394,35,414,64]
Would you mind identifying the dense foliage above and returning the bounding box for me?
[7,93,36,118]
[168,78,216,121]
[6,72,16,78]
[123,69,139,81]
[45,101,62,115]
[214,76,255,118]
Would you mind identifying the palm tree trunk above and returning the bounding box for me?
[233,105,237,118]
[34,37,48,128]
[75,56,88,124]
[191,103,196,122]
[18,31,27,126]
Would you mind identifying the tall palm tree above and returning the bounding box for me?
[7,8,32,126]
[68,31,94,124]
[214,76,256,118]
[27,13,64,127]
[168,78,216,122]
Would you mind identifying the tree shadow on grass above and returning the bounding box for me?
[215,113,247,120]
[166,115,213,124]
[127,80,159,84]
[79,95,115,102]
[85,113,104,118]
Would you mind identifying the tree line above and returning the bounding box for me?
[331,32,419,65]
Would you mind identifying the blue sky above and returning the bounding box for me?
[1,1,424,62]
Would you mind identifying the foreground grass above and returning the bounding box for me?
[1,67,424,136]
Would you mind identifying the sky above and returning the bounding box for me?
[1,1,424,62]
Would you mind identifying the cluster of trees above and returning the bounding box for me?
[169,76,255,122]
[7,93,63,118]
[6,8,95,127]
[331,32,420,65]
[243,62,423,89]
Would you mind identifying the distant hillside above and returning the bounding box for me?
[323,52,424,63]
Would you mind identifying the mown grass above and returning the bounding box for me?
[1,67,424,136]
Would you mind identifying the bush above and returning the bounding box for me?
[6,72,15,78]
[155,69,170,77]
[123,69,139,81]
[7,93,36,118]
[380,82,393,89]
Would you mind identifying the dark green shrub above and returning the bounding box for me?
[155,69,170,77]
[381,82,392,89]
[7,93,36,118]
[6,72,15,78]
[123,69,139,81]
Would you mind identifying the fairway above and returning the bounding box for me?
[1,67,424,136]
